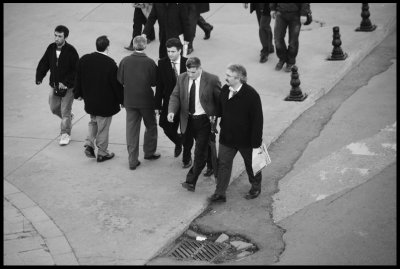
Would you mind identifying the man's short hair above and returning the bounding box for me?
[133,36,147,51]
[186,57,201,69]
[96,35,109,52]
[166,38,182,50]
[227,64,247,83]
[54,25,69,38]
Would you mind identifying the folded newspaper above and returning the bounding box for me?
[252,142,271,175]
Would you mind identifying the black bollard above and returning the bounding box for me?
[327,26,348,61]
[355,3,377,32]
[284,65,308,102]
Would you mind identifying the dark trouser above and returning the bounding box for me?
[274,12,301,65]
[188,4,213,49]
[126,107,158,167]
[259,14,274,56]
[215,143,262,196]
[185,115,211,185]
[158,32,167,59]
[129,8,155,46]
[206,132,216,170]
[159,107,193,163]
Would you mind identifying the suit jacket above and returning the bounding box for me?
[168,70,221,134]
[74,52,123,117]
[143,3,192,42]
[218,83,263,148]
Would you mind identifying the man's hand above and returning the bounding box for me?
[167,112,174,122]
[77,97,83,101]
[243,3,248,9]
[270,11,276,19]
[155,109,160,116]
[300,15,307,24]
[58,82,67,89]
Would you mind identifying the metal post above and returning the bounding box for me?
[327,26,348,61]
[355,3,377,32]
[284,65,308,102]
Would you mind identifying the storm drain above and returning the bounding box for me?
[168,238,228,262]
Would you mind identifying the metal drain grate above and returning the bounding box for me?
[168,238,227,262]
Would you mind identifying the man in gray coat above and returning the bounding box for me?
[117,36,161,170]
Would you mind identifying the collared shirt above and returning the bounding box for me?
[171,56,181,75]
[188,72,206,115]
[97,51,109,57]
[229,83,243,99]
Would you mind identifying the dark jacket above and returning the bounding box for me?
[36,42,79,88]
[155,56,188,111]
[74,52,123,117]
[250,3,271,15]
[117,51,157,109]
[143,3,192,42]
[218,83,263,148]
[270,3,310,16]
[196,3,210,14]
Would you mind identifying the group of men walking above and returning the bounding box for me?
[35,23,263,202]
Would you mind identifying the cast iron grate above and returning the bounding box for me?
[168,238,228,262]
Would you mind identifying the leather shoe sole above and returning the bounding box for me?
[245,190,261,200]
[174,145,182,158]
[204,26,213,40]
[259,55,268,63]
[97,152,115,162]
[144,153,161,160]
[208,193,226,203]
[181,182,195,192]
[130,161,141,170]
[124,46,134,51]
[182,159,192,168]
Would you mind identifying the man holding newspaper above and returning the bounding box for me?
[208,64,264,203]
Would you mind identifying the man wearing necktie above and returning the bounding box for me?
[168,57,221,192]
[208,64,264,203]
[155,38,193,167]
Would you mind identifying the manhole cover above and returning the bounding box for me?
[168,238,228,262]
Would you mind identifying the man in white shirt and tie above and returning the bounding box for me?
[168,57,221,192]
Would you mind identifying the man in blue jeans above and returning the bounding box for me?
[270,3,309,72]
[36,25,79,146]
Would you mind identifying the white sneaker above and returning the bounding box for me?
[59,133,70,146]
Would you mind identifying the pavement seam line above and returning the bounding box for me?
[79,3,104,21]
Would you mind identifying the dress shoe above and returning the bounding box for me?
[144,153,161,160]
[269,46,275,53]
[204,25,213,40]
[174,144,182,158]
[245,189,261,200]
[97,152,115,163]
[129,161,141,170]
[275,60,285,71]
[187,48,194,55]
[259,54,268,63]
[84,145,95,158]
[124,45,134,51]
[284,63,294,73]
[208,193,226,203]
[182,159,192,168]
[203,168,214,177]
[181,182,195,192]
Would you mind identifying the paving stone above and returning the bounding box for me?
[230,241,254,251]
[4,181,21,195]
[4,236,45,254]
[185,229,200,238]
[6,192,36,209]
[45,236,73,255]
[237,251,252,258]
[4,253,25,265]
[33,219,63,238]
[4,219,24,234]
[53,252,79,265]
[21,206,50,223]
[18,248,54,265]
[215,233,229,243]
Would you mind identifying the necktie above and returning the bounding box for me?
[189,79,196,114]
[171,62,179,78]
[231,90,237,99]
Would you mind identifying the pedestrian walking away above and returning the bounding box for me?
[168,57,221,192]
[118,35,161,170]
[36,25,79,146]
[125,3,155,51]
[208,64,264,203]
[74,35,124,163]
[155,37,194,167]
[244,3,274,63]
[142,3,192,59]
[270,3,310,72]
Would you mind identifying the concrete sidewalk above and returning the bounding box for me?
[3,3,396,265]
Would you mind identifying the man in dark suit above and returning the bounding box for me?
[168,57,221,191]
[208,64,263,203]
[155,38,193,167]
[142,3,192,59]
[74,35,124,162]
[187,3,214,54]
